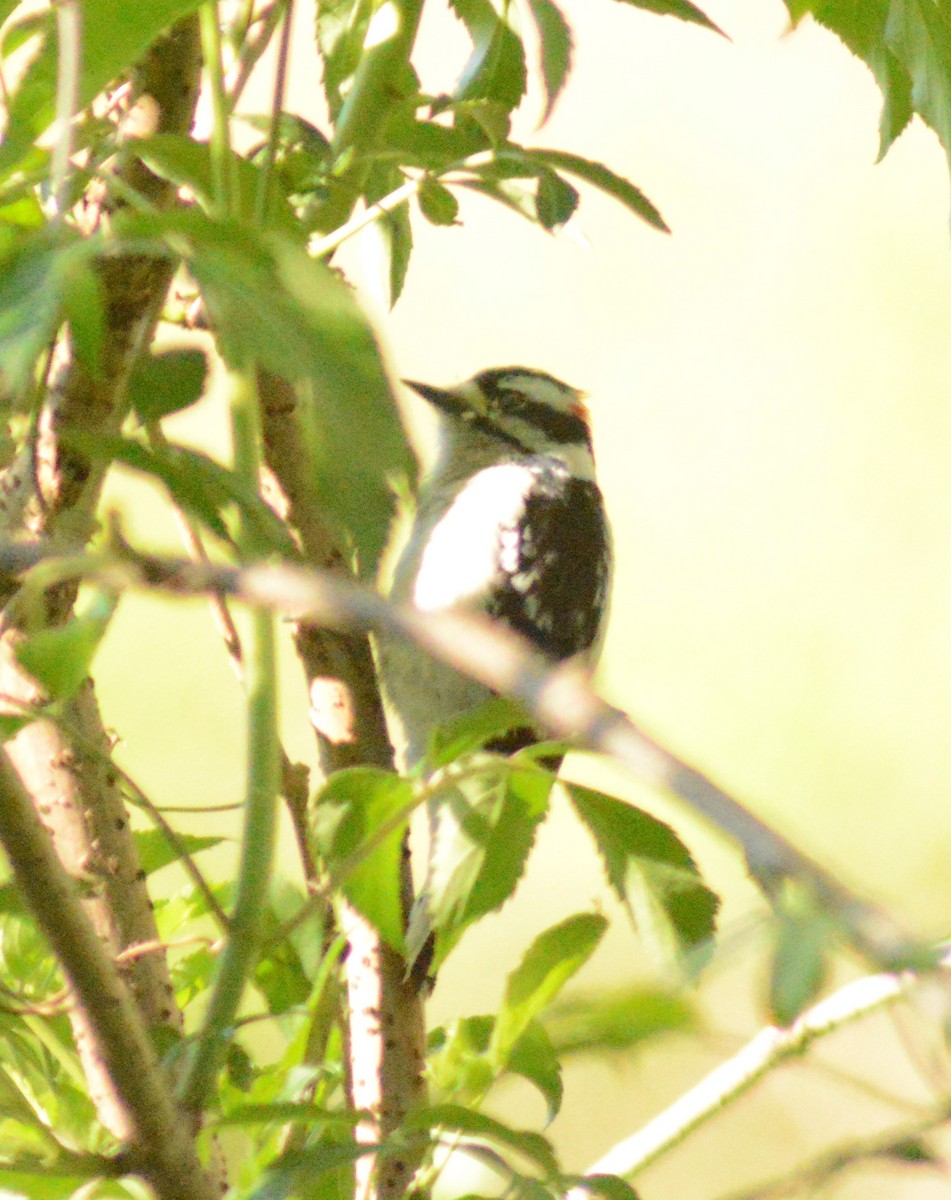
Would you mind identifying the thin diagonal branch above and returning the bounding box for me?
[0,541,920,969]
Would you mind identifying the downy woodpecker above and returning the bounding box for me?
[380,366,612,770]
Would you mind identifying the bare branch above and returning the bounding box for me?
[0,541,919,968]
[575,955,951,1187]
[258,371,426,1200]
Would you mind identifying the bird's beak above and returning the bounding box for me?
[402,379,468,420]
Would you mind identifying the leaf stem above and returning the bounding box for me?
[177,604,279,1112]
[51,0,81,221]
[199,2,237,216]
[177,368,280,1112]
[255,0,295,225]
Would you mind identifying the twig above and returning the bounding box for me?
[0,539,922,969]
[716,1101,951,1200]
[573,953,951,1189]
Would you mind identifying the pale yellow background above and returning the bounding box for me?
[93,1,951,1197]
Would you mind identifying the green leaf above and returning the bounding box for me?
[535,168,579,229]
[506,1019,563,1120]
[404,1103,559,1175]
[0,1169,86,1200]
[428,1015,563,1118]
[492,912,606,1064]
[118,209,413,570]
[365,162,414,308]
[782,2,914,158]
[311,768,413,953]
[67,430,296,554]
[768,884,837,1025]
[882,0,951,158]
[511,147,669,231]
[450,0,529,110]
[60,258,105,380]
[0,226,94,395]
[128,347,209,422]
[0,715,36,743]
[540,984,694,1055]
[569,785,719,965]
[521,0,573,121]
[15,590,117,702]
[612,0,726,37]
[426,696,532,768]
[412,761,552,967]
[252,1138,377,1200]
[418,177,461,225]
[0,0,205,176]
[558,1175,642,1200]
[427,1015,497,1101]
[134,829,224,875]
[214,1103,358,1129]
[134,134,302,236]
[314,0,375,121]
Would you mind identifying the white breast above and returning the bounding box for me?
[409,461,538,612]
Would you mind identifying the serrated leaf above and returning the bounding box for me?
[511,147,669,231]
[521,0,573,121]
[492,913,606,1064]
[0,0,206,177]
[613,0,725,37]
[314,0,375,120]
[569,785,718,965]
[506,1019,563,1120]
[311,768,413,953]
[541,984,694,1056]
[451,0,528,110]
[405,1103,559,1175]
[134,828,224,875]
[129,347,209,422]
[412,762,552,968]
[418,177,460,225]
[535,168,579,229]
[15,590,117,702]
[883,0,951,159]
[382,113,489,167]
[364,162,414,307]
[782,2,913,159]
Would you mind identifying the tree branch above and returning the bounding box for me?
[0,6,207,1161]
[0,541,918,969]
[0,751,218,1200]
[258,371,426,1200]
[574,955,951,1187]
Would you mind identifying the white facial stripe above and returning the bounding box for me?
[497,373,582,413]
